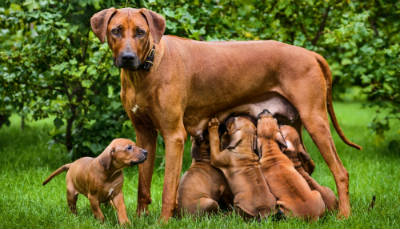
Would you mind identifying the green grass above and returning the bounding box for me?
[0,102,399,228]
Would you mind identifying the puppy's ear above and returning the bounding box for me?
[90,8,117,43]
[99,145,115,170]
[275,131,287,151]
[140,8,165,44]
[253,134,261,158]
[226,131,242,150]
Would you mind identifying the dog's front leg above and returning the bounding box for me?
[88,194,104,223]
[112,192,131,225]
[208,118,230,167]
[160,124,187,221]
[135,123,157,216]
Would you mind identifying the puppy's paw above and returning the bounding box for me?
[208,118,220,128]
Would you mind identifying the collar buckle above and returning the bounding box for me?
[140,45,155,71]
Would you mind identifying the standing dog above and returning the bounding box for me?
[176,134,233,215]
[257,112,325,220]
[208,117,276,218]
[90,7,360,220]
[280,125,338,211]
[42,138,147,225]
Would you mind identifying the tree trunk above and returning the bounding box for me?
[65,116,74,152]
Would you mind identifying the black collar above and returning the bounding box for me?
[139,45,155,71]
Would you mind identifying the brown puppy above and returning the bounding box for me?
[176,135,232,215]
[215,94,316,175]
[208,116,276,219]
[43,138,147,225]
[90,8,361,219]
[280,125,338,211]
[257,112,325,220]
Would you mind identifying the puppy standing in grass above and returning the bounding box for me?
[257,111,325,220]
[42,138,147,225]
[208,116,276,219]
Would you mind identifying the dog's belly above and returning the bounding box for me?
[183,93,299,138]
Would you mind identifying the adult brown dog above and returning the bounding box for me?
[281,125,338,211]
[90,7,361,220]
[257,112,325,220]
[42,138,147,225]
[176,135,232,215]
[208,116,276,218]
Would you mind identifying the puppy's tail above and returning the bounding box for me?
[42,163,71,185]
[315,53,362,150]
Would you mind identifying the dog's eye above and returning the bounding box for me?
[136,28,145,37]
[127,145,132,150]
[111,27,121,36]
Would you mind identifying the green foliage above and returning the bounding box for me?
[0,0,133,158]
[0,0,399,157]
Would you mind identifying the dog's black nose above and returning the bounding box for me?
[142,149,148,157]
[122,53,136,62]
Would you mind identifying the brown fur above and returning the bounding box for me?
[90,7,360,220]
[208,117,276,219]
[43,138,147,225]
[176,136,233,215]
[257,114,325,220]
[280,125,338,211]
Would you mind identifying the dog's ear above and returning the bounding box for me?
[226,131,242,150]
[90,8,117,43]
[99,145,115,170]
[253,134,261,158]
[140,8,166,44]
[275,130,287,151]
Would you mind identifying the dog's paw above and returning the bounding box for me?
[208,118,220,128]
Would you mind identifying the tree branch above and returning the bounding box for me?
[312,6,331,46]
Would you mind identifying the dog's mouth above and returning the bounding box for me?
[114,57,141,71]
[130,157,147,166]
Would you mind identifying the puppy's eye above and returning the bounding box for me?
[136,28,145,37]
[127,145,132,150]
[111,27,121,36]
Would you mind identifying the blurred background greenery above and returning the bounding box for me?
[0,0,399,158]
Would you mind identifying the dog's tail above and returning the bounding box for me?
[42,163,71,185]
[315,54,362,150]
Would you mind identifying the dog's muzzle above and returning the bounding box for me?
[115,52,141,70]
[130,150,148,166]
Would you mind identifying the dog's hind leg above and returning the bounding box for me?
[288,95,349,217]
[197,197,219,214]
[66,181,78,215]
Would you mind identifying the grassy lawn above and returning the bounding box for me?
[0,102,399,228]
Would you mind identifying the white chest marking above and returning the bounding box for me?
[131,104,140,114]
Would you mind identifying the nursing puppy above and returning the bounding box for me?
[257,111,325,220]
[43,138,147,225]
[208,116,276,219]
[280,125,338,211]
[177,134,233,215]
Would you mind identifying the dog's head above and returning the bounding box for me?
[279,125,301,155]
[224,116,257,156]
[280,125,315,174]
[257,113,287,153]
[90,8,165,71]
[190,133,210,162]
[100,138,147,170]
